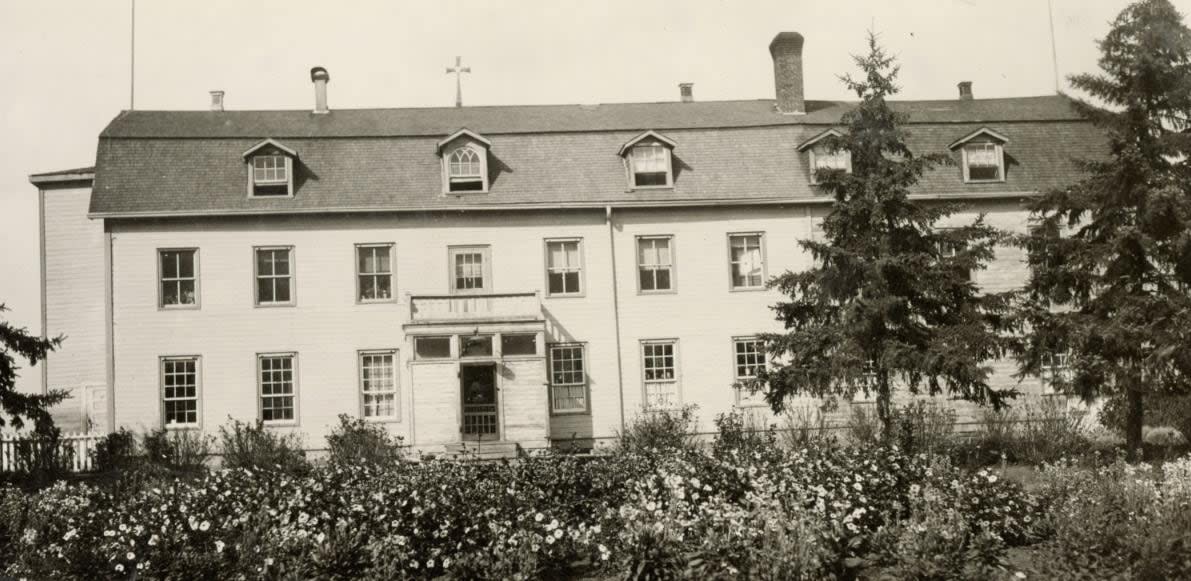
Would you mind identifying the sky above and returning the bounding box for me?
[0,0,1183,391]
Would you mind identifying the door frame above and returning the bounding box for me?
[459,361,501,441]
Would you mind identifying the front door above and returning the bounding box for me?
[461,363,499,440]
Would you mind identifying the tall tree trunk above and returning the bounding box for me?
[876,371,893,442]
[1125,385,1145,462]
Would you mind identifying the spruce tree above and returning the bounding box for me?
[753,34,1016,435]
[0,304,66,432]
[1016,0,1191,457]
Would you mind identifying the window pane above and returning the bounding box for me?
[501,334,537,356]
[359,248,376,274]
[274,278,291,302]
[272,251,290,275]
[177,251,195,278]
[460,335,493,357]
[374,275,392,300]
[179,280,196,304]
[257,250,271,275]
[655,269,671,290]
[163,281,180,305]
[548,272,565,294]
[415,337,451,359]
[359,275,376,300]
[257,279,273,303]
[162,252,178,278]
[564,272,580,293]
[640,269,655,291]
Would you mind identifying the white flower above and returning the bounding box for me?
[126,551,136,561]
[534,512,544,522]
[199,520,210,532]
[215,540,226,553]
[115,564,125,573]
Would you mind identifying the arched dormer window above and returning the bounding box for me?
[619,131,677,189]
[242,138,298,197]
[437,128,492,194]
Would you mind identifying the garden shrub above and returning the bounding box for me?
[846,404,881,445]
[218,418,310,475]
[92,427,138,473]
[712,411,782,463]
[325,414,404,467]
[871,485,1007,581]
[617,405,699,457]
[780,405,838,450]
[950,400,1090,467]
[891,400,955,456]
[142,428,212,475]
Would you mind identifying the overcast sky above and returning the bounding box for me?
[0,0,1182,391]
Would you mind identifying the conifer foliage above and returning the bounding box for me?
[0,303,66,432]
[754,34,1016,434]
[1016,0,1191,456]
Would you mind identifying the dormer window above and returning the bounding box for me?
[798,129,852,185]
[437,128,492,194]
[242,139,297,197]
[619,131,677,189]
[949,127,1008,184]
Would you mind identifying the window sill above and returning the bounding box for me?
[728,286,767,293]
[550,409,591,417]
[254,302,296,308]
[963,178,1006,184]
[628,185,675,192]
[363,416,402,424]
[262,420,300,428]
[357,298,399,305]
[249,194,295,199]
[637,289,677,296]
[444,189,490,195]
[545,292,586,299]
[164,424,201,431]
[501,354,544,361]
[159,304,201,311]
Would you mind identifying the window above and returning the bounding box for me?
[629,144,673,188]
[809,146,852,184]
[501,334,538,356]
[545,239,583,296]
[729,234,765,289]
[414,336,451,359]
[159,249,198,308]
[549,343,587,414]
[255,247,294,305]
[638,236,674,292]
[1041,351,1071,389]
[460,335,494,358]
[962,142,1004,182]
[360,350,398,419]
[357,244,394,302]
[733,338,766,406]
[258,354,296,423]
[250,155,293,196]
[161,357,199,427]
[447,147,485,192]
[449,246,491,294]
[642,340,678,409]
[937,230,971,282]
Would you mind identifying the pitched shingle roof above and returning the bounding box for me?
[89,95,1104,217]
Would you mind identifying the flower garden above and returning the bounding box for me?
[1,411,1190,580]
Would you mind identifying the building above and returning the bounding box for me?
[28,32,1102,453]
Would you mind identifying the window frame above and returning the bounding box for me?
[548,342,590,415]
[253,246,296,307]
[961,141,1005,184]
[358,349,400,421]
[1041,350,1072,392]
[257,352,299,426]
[808,146,853,185]
[157,248,200,310]
[727,232,767,291]
[627,143,674,189]
[442,143,490,194]
[936,228,973,283]
[355,243,396,304]
[247,154,295,198]
[413,335,454,360]
[636,235,676,294]
[640,339,680,411]
[731,337,768,407]
[448,245,493,295]
[543,238,585,298]
[160,355,201,429]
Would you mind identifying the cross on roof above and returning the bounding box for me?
[445,56,471,108]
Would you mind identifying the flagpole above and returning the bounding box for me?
[1048,0,1060,94]
[130,0,136,110]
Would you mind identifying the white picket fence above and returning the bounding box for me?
[0,432,104,473]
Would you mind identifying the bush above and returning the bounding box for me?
[142,428,212,475]
[325,414,404,467]
[846,404,881,446]
[218,418,309,475]
[92,428,137,473]
[891,400,956,456]
[780,405,838,450]
[950,399,1089,467]
[617,405,698,457]
[712,411,782,463]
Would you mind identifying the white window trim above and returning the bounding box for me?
[548,342,590,415]
[448,245,493,295]
[727,232,767,291]
[358,349,400,422]
[355,243,397,304]
[961,142,1005,184]
[257,352,299,426]
[247,154,295,198]
[641,339,681,411]
[160,355,201,429]
[253,246,296,307]
[441,143,490,194]
[626,143,674,190]
[636,235,677,294]
[157,248,200,310]
[731,337,768,408]
[808,147,853,185]
[544,238,585,298]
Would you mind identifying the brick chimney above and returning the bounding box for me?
[679,82,694,103]
[209,90,225,112]
[958,81,973,100]
[769,32,805,115]
[310,66,330,114]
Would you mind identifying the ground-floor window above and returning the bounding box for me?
[733,337,766,406]
[642,340,678,409]
[360,350,398,419]
[161,356,199,427]
[549,343,587,413]
[258,353,297,423]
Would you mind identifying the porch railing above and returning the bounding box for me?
[409,292,541,323]
[0,431,104,473]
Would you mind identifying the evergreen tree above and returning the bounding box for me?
[0,304,66,432]
[1017,0,1191,457]
[752,34,1017,435]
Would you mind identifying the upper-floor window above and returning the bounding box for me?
[949,128,1008,184]
[728,233,765,290]
[545,239,583,296]
[733,338,766,406]
[357,244,395,302]
[437,129,492,194]
[243,139,297,197]
[255,246,294,306]
[159,249,198,308]
[161,356,200,427]
[799,129,851,185]
[619,131,677,189]
[549,343,588,414]
[638,236,675,292]
[449,245,492,294]
[360,350,398,420]
[642,340,678,410]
